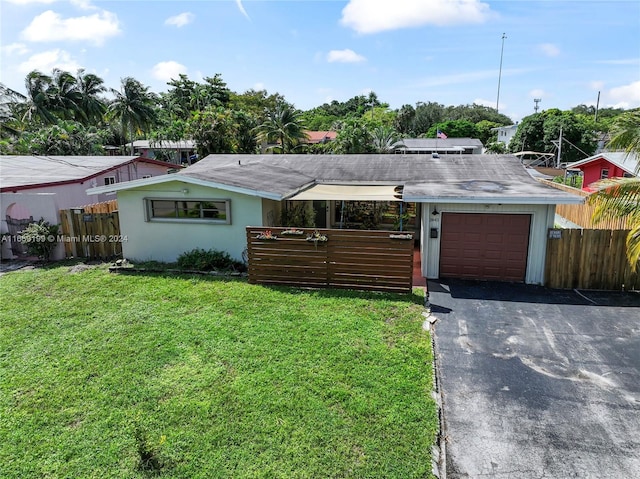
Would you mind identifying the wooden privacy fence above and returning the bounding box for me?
[59,207,122,260]
[539,179,633,230]
[246,227,415,293]
[545,228,639,290]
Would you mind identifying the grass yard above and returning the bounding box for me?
[0,264,437,478]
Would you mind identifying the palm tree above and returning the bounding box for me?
[22,70,57,125]
[107,77,157,155]
[0,83,27,137]
[48,69,82,121]
[589,110,640,269]
[371,125,399,153]
[253,102,307,153]
[76,69,107,126]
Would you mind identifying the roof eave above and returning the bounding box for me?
[402,195,585,205]
[87,174,283,200]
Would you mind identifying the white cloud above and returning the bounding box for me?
[21,10,121,46]
[608,81,640,108]
[537,43,560,57]
[2,43,30,56]
[327,49,366,63]
[165,12,194,28]
[589,81,605,91]
[236,0,250,20]
[595,58,640,66]
[151,61,188,82]
[340,0,492,34]
[529,89,546,98]
[253,82,265,91]
[18,49,81,73]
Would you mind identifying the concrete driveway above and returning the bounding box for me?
[429,279,640,478]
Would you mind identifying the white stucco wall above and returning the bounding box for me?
[420,202,555,285]
[116,180,265,263]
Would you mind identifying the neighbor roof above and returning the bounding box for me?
[0,155,175,191]
[566,152,639,176]
[131,140,196,150]
[393,138,484,150]
[88,154,583,205]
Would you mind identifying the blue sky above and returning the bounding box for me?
[1,0,639,122]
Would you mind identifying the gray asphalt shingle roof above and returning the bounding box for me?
[0,156,140,189]
[174,154,583,204]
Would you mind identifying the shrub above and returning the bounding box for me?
[176,248,246,272]
[20,219,59,260]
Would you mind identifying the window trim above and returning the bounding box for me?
[144,197,231,224]
[600,168,609,180]
[104,176,116,185]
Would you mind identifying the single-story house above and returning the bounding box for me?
[565,152,639,191]
[87,154,583,285]
[392,138,484,155]
[1,155,177,259]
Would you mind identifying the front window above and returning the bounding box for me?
[104,176,116,185]
[146,199,231,224]
[600,168,609,179]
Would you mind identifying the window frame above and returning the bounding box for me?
[104,176,116,185]
[600,168,609,180]
[144,197,231,224]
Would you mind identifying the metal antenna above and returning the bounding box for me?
[534,98,542,113]
[496,33,507,113]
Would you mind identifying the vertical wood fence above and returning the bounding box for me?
[246,227,415,293]
[545,228,639,290]
[59,205,122,260]
[538,179,632,230]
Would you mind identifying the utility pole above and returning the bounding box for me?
[557,127,563,168]
[496,33,507,113]
[595,91,600,123]
[534,98,541,113]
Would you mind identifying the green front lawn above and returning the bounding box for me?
[0,265,437,478]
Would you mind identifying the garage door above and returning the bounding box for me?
[439,213,531,282]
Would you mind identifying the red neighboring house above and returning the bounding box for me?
[566,152,639,191]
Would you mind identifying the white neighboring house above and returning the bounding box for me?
[392,138,484,155]
[492,124,519,148]
[0,155,176,259]
[129,140,197,165]
[87,154,583,285]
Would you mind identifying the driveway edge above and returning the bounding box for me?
[424,311,447,479]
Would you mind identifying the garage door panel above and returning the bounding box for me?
[439,213,531,282]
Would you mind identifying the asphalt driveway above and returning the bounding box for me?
[429,279,640,478]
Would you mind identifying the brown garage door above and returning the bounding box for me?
[439,213,531,282]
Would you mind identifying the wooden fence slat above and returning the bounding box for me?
[246,226,414,293]
[545,228,639,290]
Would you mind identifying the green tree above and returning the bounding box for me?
[189,107,239,156]
[0,83,27,138]
[76,69,107,126]
[426,119,477,139]
[509,109,598,163]
[589,110,640,269]
[253,102,307,153]
[394,104,415,135]
[107,77,158,155]
[15,121,107,155]
[22,70,57,125]
[331,117,373,154]
[411,102,444,136]
[47,69,82,121]
[371,125,399,153]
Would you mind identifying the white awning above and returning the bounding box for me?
[288,184,401,201]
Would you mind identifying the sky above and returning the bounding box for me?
[1,0,639,123]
